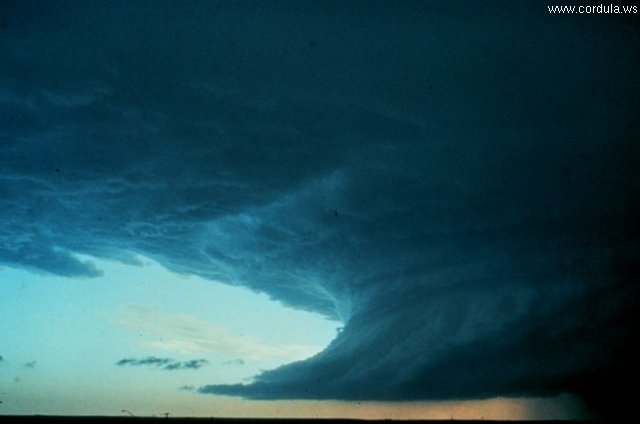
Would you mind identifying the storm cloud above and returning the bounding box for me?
[1,0,638,418]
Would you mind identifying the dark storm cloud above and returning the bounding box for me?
[1,0,639,418]
[116,357,208,371]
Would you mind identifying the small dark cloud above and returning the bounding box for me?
[116,356,172,367]
[0,355,3,361]
[24,361,36,368]
[163,363,181,371]
[180,359,208,370]
[116,356,208,371]
[222,359,245,366]
[179,385,196,392]
[164,359,208,370]
[137,357,172,367]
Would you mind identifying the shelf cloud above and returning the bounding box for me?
[1,0,638,418]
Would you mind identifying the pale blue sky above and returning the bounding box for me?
[0,254,338,415]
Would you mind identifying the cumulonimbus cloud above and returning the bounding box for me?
[1,0,638,418]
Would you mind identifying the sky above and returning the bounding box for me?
[0,0,638,420]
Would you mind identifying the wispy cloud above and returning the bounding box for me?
[113,305,322,361]
[116,356,208,371]
[24,361,36,368]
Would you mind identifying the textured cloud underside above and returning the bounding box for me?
[1,0,638,418]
